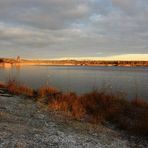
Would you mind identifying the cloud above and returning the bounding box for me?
[0,0,148,58]
[112,0,148,15]
[0,0,91,30]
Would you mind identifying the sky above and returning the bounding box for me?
[0,0,148,59]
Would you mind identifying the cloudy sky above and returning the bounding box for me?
[0,0,148,59]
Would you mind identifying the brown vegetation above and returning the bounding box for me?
[38,88,148,136]
[6,80,34,97]
[1,80,148,137]
[0,81,5,88]
[38,85,60,97]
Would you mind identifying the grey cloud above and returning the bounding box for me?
[0,0,91,30]
[112,0,148,15]
[0,0,148,58]
[0,23,69,49]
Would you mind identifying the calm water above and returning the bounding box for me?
[0,66,148,100]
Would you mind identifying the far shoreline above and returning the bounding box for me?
[0,58,148,68]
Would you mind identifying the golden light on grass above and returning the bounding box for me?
[1,80,148,136]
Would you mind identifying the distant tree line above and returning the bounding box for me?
[0,58,148,66]
[0,58,4,63]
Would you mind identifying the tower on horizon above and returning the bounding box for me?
[16,56,21,62]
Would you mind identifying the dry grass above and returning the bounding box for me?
[115,98,148,136]
[6,80,34,97]
[78,91,119,122]
[1,80,148,137]
[131,98,148,107]
[48,92,86,119]
[47,90,148,136]
[38,85,60,103]
[0,81,5,88]
[38,85,60,97]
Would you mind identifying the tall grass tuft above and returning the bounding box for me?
[7,80,34,97]
[38,85,60,97]
[0,81,5,88]
[38,85,60,104]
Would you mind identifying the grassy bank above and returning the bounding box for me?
[0,80,148,137]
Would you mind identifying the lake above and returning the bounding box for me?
[0,65,148,100]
